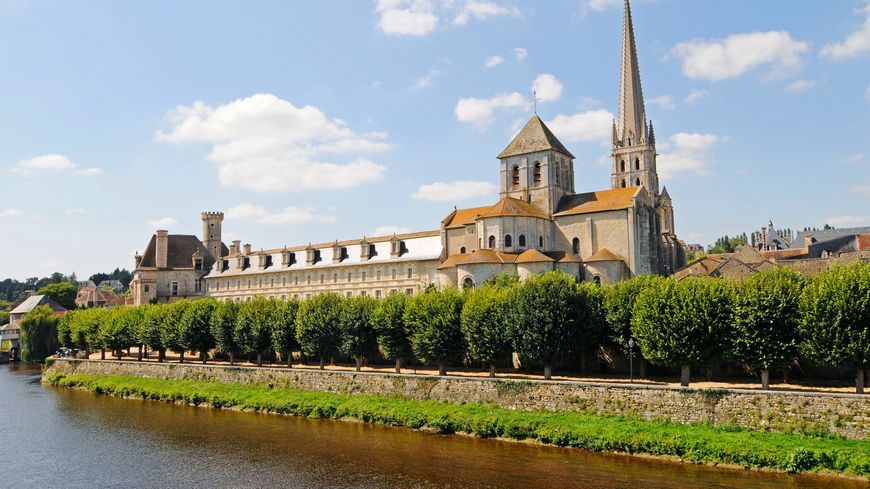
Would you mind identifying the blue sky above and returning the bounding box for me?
[1,0,868,280]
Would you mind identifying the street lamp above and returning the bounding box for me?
[628,338,636,383]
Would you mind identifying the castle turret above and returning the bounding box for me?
[201,211,224,259]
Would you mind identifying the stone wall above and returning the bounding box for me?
[46,358,870,440]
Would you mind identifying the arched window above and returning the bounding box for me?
[505,234,512,247]
[572,237,580,255]
[555,165,561,185]
[620,160,626,172]
[462,276,475,290]
[511,165,520,187]
[621,179,626,188]
[635,178,641,186]
[539,236,543,247]
[518,235,526,247]
[533,162,541,184]
[460,246,466,254]
[635,158,641,170]
[593,275,601,286]
[488,235,496,248]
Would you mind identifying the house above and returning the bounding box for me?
[0,295,68,348]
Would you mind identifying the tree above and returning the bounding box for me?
[800,263,870,394]
[602,275,666,376]
[731,268,804,389]
[271,299,299,367]
[296,293,343,369]
[632,278,733,387]
[160,301,191,363]
[460,285,511,377]
[506,271,581,380]
[67,308,104,357]
[339,296,378,371]
[140,305,168,361]
[573,281,607,372]
[235,297,274,366]
[404,288,465,376]
[100,307,139,359]
[371,292,412,373]
[36,282,77,310]
[180,299,217,363]
[19,305,59,362]
[211,300,240,364]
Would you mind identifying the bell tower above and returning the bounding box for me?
[201,211,224,259]
[611,0,659,197]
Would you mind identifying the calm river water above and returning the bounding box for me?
[0,365,867,489]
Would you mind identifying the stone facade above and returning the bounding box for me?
[47,358,870,440]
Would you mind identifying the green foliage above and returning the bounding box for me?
[371,292,411,363]
[159,301,191,355]
[482,274,520,288]
[460,285,511,370]
[139,305,167,352]
[210,300,240,358]
[234,297,275,360]
[632,278,733,369]
[296,293,343,365]
[603,275,667,354]
[64,308,105,351]
[100,307,140,357]
[180,298,218,359]
[19,305,59,361]
[709,233,749,254]
[0,310,9,326]
[800,263,870,370]
[404,288,465,371]
[731,268,804,371]
[506,271,581,373]
[36,282,78,310]
[338,296,378,366]
[271,299,299,360]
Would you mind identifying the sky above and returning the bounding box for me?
[0,0,868,280]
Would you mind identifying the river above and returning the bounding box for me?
[0,365,866,489]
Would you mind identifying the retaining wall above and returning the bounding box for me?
[45,358,870,440]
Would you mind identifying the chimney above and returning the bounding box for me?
[804,234,815,248]
[156,230,169,268]
[229,240,241,256]
[761,226,768,251]
[243,243,252,255]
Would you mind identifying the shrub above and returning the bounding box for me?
[296,293,343,368]
[405,288,465,376]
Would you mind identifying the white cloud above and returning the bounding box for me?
[376,0,438,36]
[825,215,870,227]
[670,31,809,81]
[657,132,726,179]
[531,74,563,102]
[850,183,870,197]
[225,203,336,225]
[64,208,87,215]
[685,89,708,103]
[372,225,412,236]
[412,180,496,202]
[156,93,391,193]
[8,154,100,177]
[146,217,178,229]
[453,0,519,25]
[580,0,621,14]
[649,95,676,110]
[455,92,528,126]
[546,109,614,143]
[76,167,102,176]
[514,47,527,60]
[820,3,870,60]
[0,208,23,218]
[484,55,505,68]
[784,79,818,93]
[844,153,865,162]
[409,68,441,90]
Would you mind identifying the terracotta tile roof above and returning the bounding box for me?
[857,234,870,251]
[762,249,807,260]
[545,251,583,263]
[480,197,549,220]
[444,206,493,229]
[497,115,575,159]
[515,249,555,263]
[437,249,518,269]
[554,187,640,216]
[260,230,441,255]
[584,248,627,263]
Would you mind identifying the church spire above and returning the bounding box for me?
[617,0,647,147]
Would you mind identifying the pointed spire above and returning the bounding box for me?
[612,119,618,146]
[617,0,647,146]
[648,120,655,145]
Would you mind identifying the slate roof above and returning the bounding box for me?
[10,295,67,315]
[554,187,640,216]
[792,226,870,249]
[497,115,575,159]
[137,234,227,270]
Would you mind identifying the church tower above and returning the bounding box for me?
[611,0,659,197]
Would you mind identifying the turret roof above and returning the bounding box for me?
[497,115,575,159]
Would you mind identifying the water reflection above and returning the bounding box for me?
[0,366,865,489]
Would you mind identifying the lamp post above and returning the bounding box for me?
[628,338,636,383]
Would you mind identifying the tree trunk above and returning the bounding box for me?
[286,351,292,367]
[395,357,402,374]
[179,351,184,364]
[85,348,90,359]
[437,361,447,376]
[355,357,362,372]
[256,352,263,367]
[201,350,207,364]
[158,349,165,363]
[857,368,865,395]
[639,358,647,378]
[761,369,770,390]
[489,363,496,378]
[579,351,587,375]
[782,367,790,384]
[680,365,690,387]
[229,351,235,365]
[137,345,143,362]
[143,345,148,360]
[705,366,714,381]
[319,357,325,370]
[543,365,553,380]
[100,349,105,360]
[865,369,869,388]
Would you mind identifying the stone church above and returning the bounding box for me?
[130,0,684,305]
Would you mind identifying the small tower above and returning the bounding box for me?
[201,211,224,259]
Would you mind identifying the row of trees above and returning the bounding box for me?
[55,263,870,393]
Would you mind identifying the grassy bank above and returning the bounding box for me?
[47,372,870,479]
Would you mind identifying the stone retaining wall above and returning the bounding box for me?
[45,358,870,440]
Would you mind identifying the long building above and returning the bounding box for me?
[130,0,685,305]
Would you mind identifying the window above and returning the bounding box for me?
[504,234,512,247]
[407,267,412,279]
[194,258,203,271]
[460,246,466,253]
[375,290,382,298]
[635,178,641,186]
[539,236,543,247]
[488,235,496,248]
[360,291,367,297]
[620,160,626,172]
[144,285,150,293]
[377,269,382,280]
[347,272,352,283]
[555,165,561,185]
[462,277,475,290]
[391,268,396,280]
[593,276,601,286]
[171,281,179,296]
[320,274,324,284]
[405,288,414,296]
[283,277,286,286]
[195,279,202,293]
[346,291,352,298]
[635,158,640,170]
[572,237,580,255]
[295,276,299,286]
[362,271,366,282]
[518,235,526,247]
[620,179,626,188]
[307,275,311,285]
[334,272,338,283]
[533,162,541,184]
[511,165,520,187]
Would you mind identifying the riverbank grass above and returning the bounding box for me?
[47,372,870,479]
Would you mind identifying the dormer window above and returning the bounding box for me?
[282,251,296,267]
[333,245,348,263]
[194,258,203,271]
[306,247,321,265]
[221,259,229,272]
[390,238,406,258]
[360,241,376,260]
